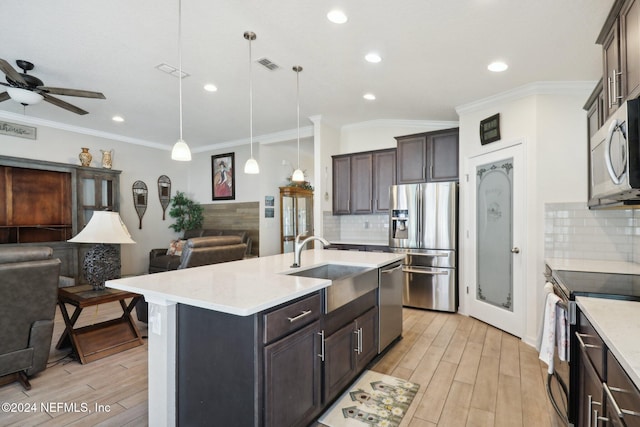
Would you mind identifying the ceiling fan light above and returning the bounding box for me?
[292,168,305,182]
[244,157,260,174]
[7,87,43,105]
[171,138,192,161]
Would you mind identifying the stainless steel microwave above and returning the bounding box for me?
[590,98,640,207]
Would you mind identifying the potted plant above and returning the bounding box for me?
[168,191,204,233]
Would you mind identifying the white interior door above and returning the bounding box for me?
[466,143,525,338]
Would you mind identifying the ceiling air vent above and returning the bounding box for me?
[256,57,279,71]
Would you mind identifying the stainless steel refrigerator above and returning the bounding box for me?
[389,182,458,312]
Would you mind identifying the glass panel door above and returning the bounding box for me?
[476,158,513,311]
[466,144,524,338]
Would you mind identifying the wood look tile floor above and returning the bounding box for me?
[0,302,566,427]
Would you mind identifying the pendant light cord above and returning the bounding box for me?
[296,67,300,169]
[248,35,253,158]
[178,0,184,141]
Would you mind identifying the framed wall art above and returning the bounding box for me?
[212,152,235,200]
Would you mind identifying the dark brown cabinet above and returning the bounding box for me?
[599,0,640,117]
[395,128,459,184]
[573,309,640,427]
[322,306,378,403]
[332,148,396,215]
[373,149,396,213]
[332,155,351,214]
[351,153,373,214]
[264,321,322,427]
[177,292,323,427]
[0,155,121,283]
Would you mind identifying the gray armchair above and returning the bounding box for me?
[138,236,247,322]
[0,246,61,390]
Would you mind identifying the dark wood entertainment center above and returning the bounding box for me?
[0,155,121,283]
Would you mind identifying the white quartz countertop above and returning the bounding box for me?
[107,249,404,316]
[576,297,640,390]
[545,258,640,275]
[329,240,389,246]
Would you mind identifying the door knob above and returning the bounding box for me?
[511,247,520,254]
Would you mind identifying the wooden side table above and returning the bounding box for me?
[57,285,144,364]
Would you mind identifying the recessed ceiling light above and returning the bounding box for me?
[327,10,348,24]
[363,93,376,101]
[365,53,382,63]
[112,115,124,122]
[488,61,508,72]
[204,84,218,92]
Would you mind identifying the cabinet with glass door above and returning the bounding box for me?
[77,168,121,228]
[279,187,313,253]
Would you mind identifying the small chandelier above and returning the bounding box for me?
[291,65,304,182]
[171,0,192,161]
[244,31,259,174]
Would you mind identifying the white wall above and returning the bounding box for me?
[0,120,186,276]
[457,82,594,346]
[188,136,314,257]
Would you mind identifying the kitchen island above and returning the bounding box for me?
[107,249,404,427]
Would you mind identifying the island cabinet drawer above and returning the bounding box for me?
[263,292,321,344]
[606,350,640,427]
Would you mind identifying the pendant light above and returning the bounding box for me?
[244,31,259,174]
[291,66,305,182]
[171,0,192,161]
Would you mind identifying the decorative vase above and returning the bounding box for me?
[79,147,92,167]
[101,149,113,169]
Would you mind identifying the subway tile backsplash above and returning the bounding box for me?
[322,211,389,243]
[544,202,640,262]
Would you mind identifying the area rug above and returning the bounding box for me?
[318,370,420,427]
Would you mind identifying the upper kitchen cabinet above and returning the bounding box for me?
[598,0,640,118]
[395,128,459,184]
[372,149,396,214]
[584,79,605,139]
[332,149,396,215]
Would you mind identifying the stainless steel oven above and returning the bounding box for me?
[544,266,640,426]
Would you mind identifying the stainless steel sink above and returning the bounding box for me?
[287,264,378,312]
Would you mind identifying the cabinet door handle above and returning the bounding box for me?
[575,332,601,349]
[614,69,624,102]
[318,330,325,362]
[287,310,312,323]
[353,328,363,354]
[604,383,624,418]
[588,394,593,427]
[608,76,614,109]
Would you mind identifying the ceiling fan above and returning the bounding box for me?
[0,59,105,115]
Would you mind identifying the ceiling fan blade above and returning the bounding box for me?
[0,92,10,102]
[42,93,88,115]
[38,86,106,99]
[0,58,27,85]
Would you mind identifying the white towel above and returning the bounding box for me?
[556,302,568,362]
[537,282,561,374]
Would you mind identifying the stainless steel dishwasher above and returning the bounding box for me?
[378,261,403,352]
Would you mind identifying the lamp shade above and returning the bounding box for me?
[171,138,192,161]
[292,168,305,182]
[7,87,44,105]
[244,157,260,174]
[68,211,135,244]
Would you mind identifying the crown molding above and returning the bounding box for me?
[192,125,314,153]
[342,119,459,131]
[455,81,598,115]
[0,110,167,150]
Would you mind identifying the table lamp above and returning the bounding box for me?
[68,211,136,290]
